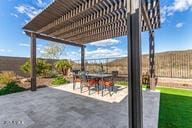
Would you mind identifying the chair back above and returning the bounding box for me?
[96,69,104,74]
[72,69,80,74]
[79,71,87,82]
[112,71,118,78]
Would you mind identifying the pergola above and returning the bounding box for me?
[23,0,160,128]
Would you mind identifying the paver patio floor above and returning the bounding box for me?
[0,85,160,128]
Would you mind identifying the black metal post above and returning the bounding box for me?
[30,33,37,91]
[149,31,155,90]
[81,46,85,71]
[127,0,143,128]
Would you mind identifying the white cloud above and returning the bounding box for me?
[38,44,43,47]
[0,49,12,53]
[85,47,124,58]
[19,43,30,47]
[160,6,168,23]
[15,5,41,19]
[176,23,184,28]
[0,49,5,52]
[36,0,47,7]
[19,42,43,48]
[10,13,18,18]
[37,47,41,51]
[14,1,49,21]
[24,20,29,23]
[90,39,120,47]
[66,51,81,60]
[161,0,192,23]
[169,0,192,13]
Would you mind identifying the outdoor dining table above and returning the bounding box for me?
[86,73,112,79]
[73,73,112,79]
[73,73,113,95]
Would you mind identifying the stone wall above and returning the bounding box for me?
[0,56,57,77]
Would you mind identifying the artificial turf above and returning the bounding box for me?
[157,87,192,128]
[115,82,192,128]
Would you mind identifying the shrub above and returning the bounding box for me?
[54,60,72,76]
[51,76,69,85]
[0,82,26,96]
[0,71,16,84]
[47,71,58,78]
[20,59,52,77]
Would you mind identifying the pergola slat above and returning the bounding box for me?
[59,10,126,38]
[37,0,104,33]
[49,1,125,37]
[23,0,160,44]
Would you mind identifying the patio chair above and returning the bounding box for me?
[73,74,81,90]
[79,71,96,95]
[99,71,117,96]
[72,69,82,90]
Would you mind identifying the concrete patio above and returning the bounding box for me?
[0,85,160,128]
[53,83,128,103]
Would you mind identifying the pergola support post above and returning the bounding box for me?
[81,46,85,71]
[127,0,143,128]
[149,31,155,90]
[30,33,37,91]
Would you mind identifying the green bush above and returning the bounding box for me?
[51,76,69,85]
[47,71,58,78]
[20,59,52,77]
[54,60,72,75]
[0,71,16,84]
[0,82,26,96]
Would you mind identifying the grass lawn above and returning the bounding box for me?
[115,81,128,86]
[157,87,192,128]
[115,82,192,128]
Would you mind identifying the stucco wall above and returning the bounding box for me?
[0,56,57,77]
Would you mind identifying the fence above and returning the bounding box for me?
[72,57,128,75]
[72,51,192,79]
[155,51,192,78]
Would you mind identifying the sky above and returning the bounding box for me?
[0,0,192,60]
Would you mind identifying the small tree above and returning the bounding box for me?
[54,60,72,76]
[41,42,65,71]
[20,59,52,77]
[41,42,65,59]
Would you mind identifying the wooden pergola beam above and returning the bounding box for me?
[25,31,85,48]
[27,30,86,91]
[30,33,37,91]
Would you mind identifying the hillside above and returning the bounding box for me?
[84,49,192,78]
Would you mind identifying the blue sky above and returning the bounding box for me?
[0,0,192,60]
